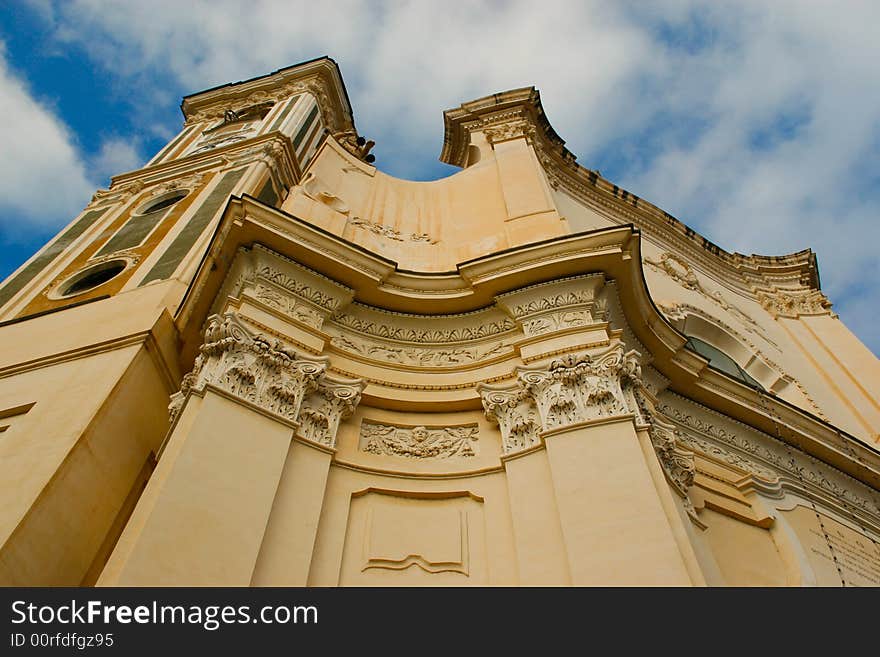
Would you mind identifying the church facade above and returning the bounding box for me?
[1,58,878,586]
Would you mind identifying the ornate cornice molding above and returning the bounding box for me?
[90,134,298,212]
[441,87,567,167]
[658,393,880,526]
[215,244,355,330]
[181,57,354,135]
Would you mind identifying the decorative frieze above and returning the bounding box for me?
[756,287,835,319]
[495,274,605,338]
[349,217,438,244]
[360,421,479,459]
[332,306,515,344]
[658,395,880,519]
[298,375,366,448]
[215,244,354,330]
[478,342,642,454]
[330,333,510,367]
[168,313,327,424]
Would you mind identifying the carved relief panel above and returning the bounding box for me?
[359,421,479,459]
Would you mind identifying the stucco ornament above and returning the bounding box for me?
[168,313,327,424]
[478,343,643,455]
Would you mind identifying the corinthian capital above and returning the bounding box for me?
[297,375,366,448]
[516,344,642,431]
[169,313,328,424]
[756,287,834,319]
[477,383,541,455]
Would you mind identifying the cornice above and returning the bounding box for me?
[95,133,300,207]
[180,57,354,134]
[440,85,821,298]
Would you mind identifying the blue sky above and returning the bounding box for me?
[1,1,878,354]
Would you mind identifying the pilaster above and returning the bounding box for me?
[480,342,698,585]
[100,313,364,586]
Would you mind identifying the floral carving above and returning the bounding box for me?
[518,344,642,430]
[349,217,438,244]
[645,252,760,331]
[361,421,479,459]
[521,309,592,337]
[168,313,327,424]
[255,265,341,312]
[756,288,834,319]
[254,283,324,328]
[298,376,365,448]
[483,119,536,145]
[657,398,880,516]
[332,313,516,344]
[331,334,509,366]
[479,343,643,454]
[649,422,695,495]
[477,386,541,454]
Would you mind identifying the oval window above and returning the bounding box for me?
[61,260,128,296]
[140,191,188,214]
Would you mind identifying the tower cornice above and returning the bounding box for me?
[180,56,355,134]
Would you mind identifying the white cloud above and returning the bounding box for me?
[0,40,93,236]
[23,1,880,353]
[90,136,144,185]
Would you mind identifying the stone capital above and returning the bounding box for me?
[297,375,366,448]
[168,313,328,425]
[756,287,835,319]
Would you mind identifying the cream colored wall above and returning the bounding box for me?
[281,137,566,272]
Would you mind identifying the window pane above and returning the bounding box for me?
[684,336,764,391]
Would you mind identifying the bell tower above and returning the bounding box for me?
[0,57,365,585]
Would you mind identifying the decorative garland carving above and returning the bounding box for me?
[253,283,324,328]
[349,217,438,244]
[254,265,341,312]
[521,309,593,337]
[361,421,479,459]
[645,251,763,334]
[330,333,510,367]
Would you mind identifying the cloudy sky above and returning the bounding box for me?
[1,1,878,353]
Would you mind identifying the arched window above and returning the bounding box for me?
[684,335,765,390]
